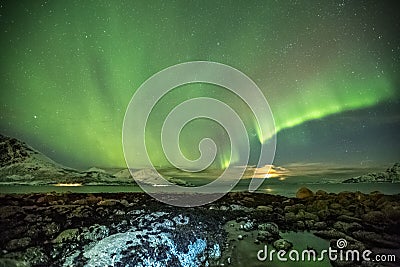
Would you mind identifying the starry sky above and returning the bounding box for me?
[0,0,399,169]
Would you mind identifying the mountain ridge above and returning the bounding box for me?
[0,134,130,185]
[0,134,193,187]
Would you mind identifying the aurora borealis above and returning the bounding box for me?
[0,0,399,169]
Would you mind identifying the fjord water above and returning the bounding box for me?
[1,180,399,196]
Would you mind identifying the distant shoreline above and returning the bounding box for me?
[1,182,399,198]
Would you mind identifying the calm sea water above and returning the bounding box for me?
[1,182,399,197]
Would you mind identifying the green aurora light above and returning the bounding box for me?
[0,0,398,168]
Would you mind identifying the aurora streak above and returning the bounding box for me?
[0,0,398,168]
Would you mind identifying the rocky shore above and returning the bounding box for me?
[0,189,399,266]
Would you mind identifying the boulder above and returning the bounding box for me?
[0,258,28,267]
[313,221,327,230]
[97,199,119,206]
[314,229,356,242]
[258,222,279,236]
[333,221,362,233]
[336,215,362,223]
[307,200,329,213]
[0,206,24,220]
[284,212,297,222]
[43,222,60,236]
[80,224,109,241]
[296,187,314,199]
[53,228,79,243]
[284,204,305,213]
[316,209,330,220]
[257,231,273,242]
[352,231,400,248]
[362,211,385,224]
[243,221,254,231]
[5,237,31,251]
[273,239,293,251]
[256,205,273,212]
[329,203,342,210]
[21,247,49,266]
[297,210,319,221]
[315,190,328,196]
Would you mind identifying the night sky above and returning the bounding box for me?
[0,0,399,169]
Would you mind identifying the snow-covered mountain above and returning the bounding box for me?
[0,134,133,185]
[343,163,400,183]
[114,168,195,187]
[0,134,194,186]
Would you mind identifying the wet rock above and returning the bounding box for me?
[97,199,119,206]
[95,207,109,217]
[329,203,342,210]
[273,207,284,215]
[5,237,31,251]
[314,229,356,242]
[68,206,91,219]
[296,221,305,229]
[381,202,400,222]
[25,246,49,265]
[304,220,315,229]
[79,224,109,241]
[282,199,294,205]
[120,199,130,207]
[313,221,327,230]
[219,205,228,211]
[243,221,253,231]
[37,194,59,204]
[25,225,41,239]
[115,210,126,216]
[333,221,362,234]
[307,199,329,212]
[0,206,23,220]
[362,211,385,224]
[315,190,328,196]
[336,215,362,223]
[24,214,41,223]
[284,204,305,213]
[284,212,297,222]
[173,214,189,225]
[352,231,400,248]
[273,239,293,251]
[6,246,50,266]
[296,187,314,199]
[336,192,354,206]
[258,223,279,236]
[53,228,79,243]
[43,222,60,237]
[354,191,367,201]
[316,209,330,221]
[208,244,221,260]
[87,195,102,205]
[256,205,273,212]
[257,231,273,242]
[0,258,28,267]
[45,209,220,265]
[257,223,280,242]
[229,204,252,212]
[242,197,254,205]
[71,198,88,205]
[297,210,319,221]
